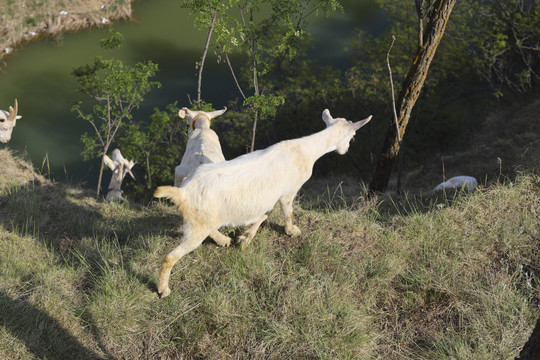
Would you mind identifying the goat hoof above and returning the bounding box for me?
[237,235,251,250]
[158,287,171,298]
[286,226,301,237]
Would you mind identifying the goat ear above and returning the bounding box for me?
[322,109,337,127]
[103,155,116,171]
[351,115,373,131]
[178,108,187,119]
[207,106,227,119]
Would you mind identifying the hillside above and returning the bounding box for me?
[385,95,540,194]
[0,0,133,61]
[0,140,538,358]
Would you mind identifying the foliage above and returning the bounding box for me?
[182,0,342,151]
[466,0,540,96]
[208,0,539,179]
[71,29,160,195]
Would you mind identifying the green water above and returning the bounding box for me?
[0,0,383,186]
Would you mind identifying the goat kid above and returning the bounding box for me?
[154,109,372,298]
[174,106,227,187]
[0,99,22,143]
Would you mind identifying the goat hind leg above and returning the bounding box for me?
[279,194,301,237]
[157,228,208,298]
[238,214,268,250]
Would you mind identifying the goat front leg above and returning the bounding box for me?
[279,193,301,237]
[209,230,232,247]
[238,214,268,250]
[157,228,208,298]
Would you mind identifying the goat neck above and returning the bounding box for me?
[192,113,211,130]
[296,123,350,161]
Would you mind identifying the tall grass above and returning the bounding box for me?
[0,148,538,358]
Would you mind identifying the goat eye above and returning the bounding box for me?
[0,118,4,123]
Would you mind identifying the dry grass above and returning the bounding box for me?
[0,148,538,359]
[0,0,134,59]
[0,148,48,191]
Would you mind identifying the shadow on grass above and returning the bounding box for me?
[0,181,168,351]
[0,290,105,359]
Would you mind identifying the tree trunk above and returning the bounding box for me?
[369,0,456,193]
[250,109,258,152]
[97,154,106,196]
[516,316,540,360]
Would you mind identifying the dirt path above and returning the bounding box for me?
[0,0,135,61]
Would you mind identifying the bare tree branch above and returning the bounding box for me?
[225,52,247,100]
[197,6,219,103]
[386,34,400,144]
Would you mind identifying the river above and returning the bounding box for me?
[0,0,384,187]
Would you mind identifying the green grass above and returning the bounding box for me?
[0,148,539,359]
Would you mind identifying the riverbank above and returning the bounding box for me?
[0,0,134,62]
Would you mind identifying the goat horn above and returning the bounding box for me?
[126,167,136,180]
[352,115,372,131]
[124,159,136,180]
[7,99,18,122]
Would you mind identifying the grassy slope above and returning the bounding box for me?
[0,0,133,60]
[0,140,538,359]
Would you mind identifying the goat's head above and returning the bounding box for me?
[0,99,22,143]
[178,106,227,130]
[322,109,372,155]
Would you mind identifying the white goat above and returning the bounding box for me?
[0,99,22,143]
[432,175,478,193]
[103,148,136,202]
[174,106,227,187]
[154,109,372,298]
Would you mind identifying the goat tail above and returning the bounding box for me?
[154,186,186,210]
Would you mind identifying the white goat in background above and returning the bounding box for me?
[103,148,136,202]
[432,175,478,193]
[174,106,227,187]
[0,99,22,143]
[154,109,372,298]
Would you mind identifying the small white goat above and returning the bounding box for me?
[154,109,372,298]
[0,99,22,143]
[103,148,136,202]
[174,106,227,187]
[432,175,478,193]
